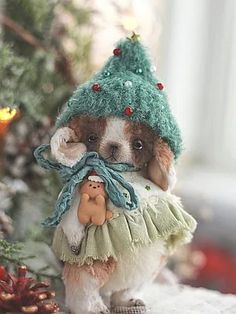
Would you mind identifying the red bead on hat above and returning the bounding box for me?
[124,106,134,117]
[113,48,121,56]
[156,82,164,90]
[92,83,101,92]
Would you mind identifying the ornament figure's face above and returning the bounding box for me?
[69,115,156,168]
[79,180,106,199]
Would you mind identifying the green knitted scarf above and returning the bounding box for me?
[34,144,139,227]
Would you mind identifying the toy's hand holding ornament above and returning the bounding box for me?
[34,145,139,227]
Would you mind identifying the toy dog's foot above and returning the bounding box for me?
[90,302,110,314]
[111,303,146,314]
[90,311,110,314]
[91,311,110,314]
[111,290,146,313]
[127,299,145,307]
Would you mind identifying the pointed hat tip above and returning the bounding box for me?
[127,32,141,43]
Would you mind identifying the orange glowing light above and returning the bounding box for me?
[0,107,19,139]
[0,107,18,122]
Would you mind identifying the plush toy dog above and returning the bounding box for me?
[35,34,196,314]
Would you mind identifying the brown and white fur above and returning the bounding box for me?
[50,116,177,314]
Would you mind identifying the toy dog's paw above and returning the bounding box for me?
[90,302,110,314]
[111,302,146,314]
[63,222,85,245]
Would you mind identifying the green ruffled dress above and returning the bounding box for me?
[52,193,197,266]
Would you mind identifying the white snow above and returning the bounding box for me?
[142,284,236,314]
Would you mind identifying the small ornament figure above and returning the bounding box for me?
[78,171,112,225]
[0,106,19,139]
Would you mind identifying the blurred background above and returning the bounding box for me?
[0,0,236,309]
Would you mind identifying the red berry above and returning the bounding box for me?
[0,265,6,280]
[113,48,121,56]
[156,82,164,90]
[92,83,101,92]
[124,106,134,117]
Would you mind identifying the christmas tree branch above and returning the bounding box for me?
[0,240,59,280]
[0,14,47,50]
[0,14,76,86]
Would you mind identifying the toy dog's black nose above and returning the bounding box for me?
[110,143,119,152]
[108,142,120,155]
[105,142,121,161]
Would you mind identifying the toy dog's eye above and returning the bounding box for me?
[132,139,143,150]
[88,134,98,143]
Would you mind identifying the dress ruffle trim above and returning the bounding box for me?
[52,195,197,265]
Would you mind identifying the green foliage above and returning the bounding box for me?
[4,0,56,54]
[0,45,27,107]
[0,239,24,265]
[1,0,92,120]
[0,44,71,120]
[0,0,92,281]
[0,239,59,280]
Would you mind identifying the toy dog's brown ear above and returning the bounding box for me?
[147,138,174,191]
[50,126,86,167]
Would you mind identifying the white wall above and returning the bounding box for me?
[158,0,236,172]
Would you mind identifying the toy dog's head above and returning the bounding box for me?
[50,115,176,191]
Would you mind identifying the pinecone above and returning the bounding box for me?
[0,265,59,314]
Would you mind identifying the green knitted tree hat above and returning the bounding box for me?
[56,33,182,159]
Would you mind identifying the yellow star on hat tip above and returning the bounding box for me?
[127,32,140,42]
